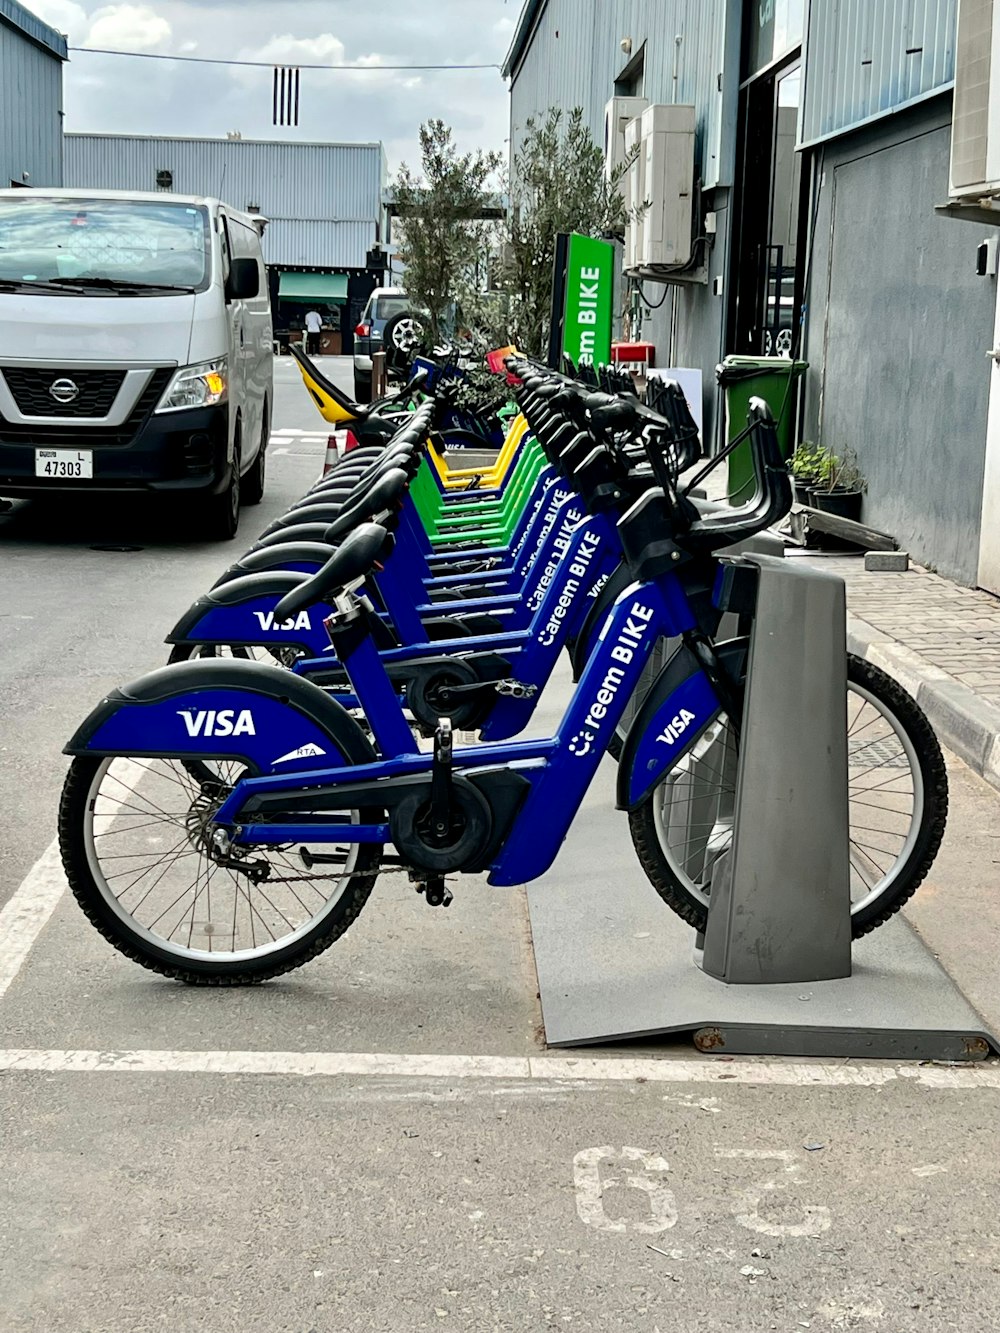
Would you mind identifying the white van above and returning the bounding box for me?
[0,189,273,539]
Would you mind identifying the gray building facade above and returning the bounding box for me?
[505,0,997,586]
[0,0,67,189]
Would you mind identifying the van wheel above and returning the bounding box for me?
[242,406,268,506]
[203,437,240,541]
[354,371,371,403]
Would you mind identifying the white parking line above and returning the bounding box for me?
[0,1048,997,1088]
[0,842,66,1001]
[0,759,150,1002]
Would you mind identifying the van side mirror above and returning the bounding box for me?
[226,257,260,302]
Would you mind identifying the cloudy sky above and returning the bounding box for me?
[28,0,517,175]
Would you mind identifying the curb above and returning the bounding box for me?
[847,613,1000,792]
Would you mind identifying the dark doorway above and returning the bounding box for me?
[728,56,810,357]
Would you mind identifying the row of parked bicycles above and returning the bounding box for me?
[57,350,948,984]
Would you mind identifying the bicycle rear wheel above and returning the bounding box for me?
[629,655,948,939]
[59,753,382,984]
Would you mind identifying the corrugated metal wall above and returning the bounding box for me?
[262,219,377,268]
[0,19,64,188]
[509,0,736,188]
[802,0,957,145]
[64,135,385,267]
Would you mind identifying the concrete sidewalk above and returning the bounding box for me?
[810,555,1000,793]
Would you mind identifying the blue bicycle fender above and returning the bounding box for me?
[166,572,336,656]
[617,639,749,810]
[64,658,373,776]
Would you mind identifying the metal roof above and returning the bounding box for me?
[502,0,546,79]
[0,0,67,59]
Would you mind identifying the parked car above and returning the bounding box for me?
[0,189,273,539]
[352,286,414,401]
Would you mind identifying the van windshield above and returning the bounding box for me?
[0,198,210,293]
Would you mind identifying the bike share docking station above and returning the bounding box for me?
[528,553,995,1060]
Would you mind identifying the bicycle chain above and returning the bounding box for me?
[250,863,413,886]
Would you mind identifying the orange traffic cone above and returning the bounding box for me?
[321,433,345,476]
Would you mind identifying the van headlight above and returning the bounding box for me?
[156,358,229,413]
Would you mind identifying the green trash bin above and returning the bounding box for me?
[716,356,807,505]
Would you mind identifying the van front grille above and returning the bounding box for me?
[0,369,171,447]
[1,367,127,418]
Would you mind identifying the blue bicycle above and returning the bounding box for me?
[58,395,947,983]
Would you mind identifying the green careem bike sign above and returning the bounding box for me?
[550,232,615,369]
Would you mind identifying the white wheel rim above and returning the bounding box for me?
[82,756,362,964]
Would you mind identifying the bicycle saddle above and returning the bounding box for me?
[324,467,410,541]
[213,541,338,587]
[251,522,338,550]
[273,523,392,622]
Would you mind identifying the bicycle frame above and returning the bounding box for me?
[293,509,622,739]
[213,568,722,888]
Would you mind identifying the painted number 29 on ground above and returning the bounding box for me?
[572,1146,832,1236]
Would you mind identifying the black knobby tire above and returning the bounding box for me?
[629,655,949,940]
[58,740,384,986]
[242,404,268,506]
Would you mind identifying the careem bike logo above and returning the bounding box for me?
[537,531,601,648]
[178,708,256,737]
[252,610,312,632]
[567,602,654,757]
[526,507,584,611]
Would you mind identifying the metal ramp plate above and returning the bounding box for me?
[527,759,995,1060]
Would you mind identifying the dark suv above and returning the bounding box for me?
[352,286,412,400]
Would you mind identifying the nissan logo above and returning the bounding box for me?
[49,378,80,404]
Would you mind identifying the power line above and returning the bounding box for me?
[68,46,502,72]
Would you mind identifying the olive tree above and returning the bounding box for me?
[391,120,502,345]
[501,106,634,357]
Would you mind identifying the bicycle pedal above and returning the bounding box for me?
[415,876,453,908]
[298,846,349,869]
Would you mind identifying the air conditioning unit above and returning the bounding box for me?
[624,114,645,270]
[604,95,649,180]
[950,0,1000,198]
[639,103,695,268]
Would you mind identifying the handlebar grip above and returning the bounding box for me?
[679,405,791,554]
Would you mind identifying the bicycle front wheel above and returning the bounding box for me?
[629,655,948,939]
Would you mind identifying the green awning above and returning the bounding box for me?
[278,272,348,304]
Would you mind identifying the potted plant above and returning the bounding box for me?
[790,442,823,505]
[811,447,866,520]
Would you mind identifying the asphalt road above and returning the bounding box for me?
[2,357,1000,1332]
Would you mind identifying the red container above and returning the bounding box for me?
[611,341,655,365]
